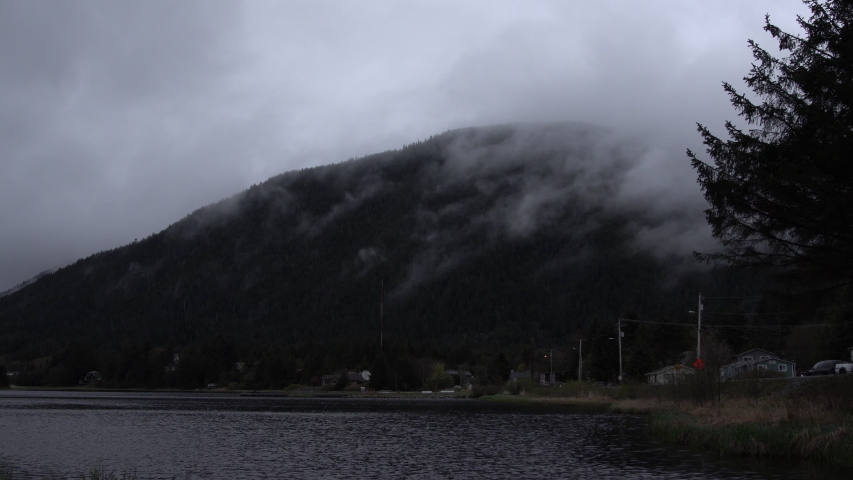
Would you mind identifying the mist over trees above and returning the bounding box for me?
[0,122,768,388]
[5,53,853,390]
[0,124,743,360]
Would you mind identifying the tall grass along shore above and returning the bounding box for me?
[484,375,853,468]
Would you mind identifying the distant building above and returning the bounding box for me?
[445,370,474,386]
[645,365,695,385]
[79,371,102,385]
[538,372,556,385]
[321,371,371,387]
[509,370,559,385]
[720,349,796,379]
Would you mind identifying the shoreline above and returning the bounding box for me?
[0,385,472,399]
[476,380,853,469]
[4,384,853,468]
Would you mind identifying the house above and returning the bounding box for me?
[539,372,556,385]
[79,371,102,385]
[645,365,695,385]
[321,370,371,387]
[508,370,557,385]
[445,370,474,386]
[720,348,796,379]
[321,374,338,386]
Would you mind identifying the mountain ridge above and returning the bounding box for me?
[0,123,745,359]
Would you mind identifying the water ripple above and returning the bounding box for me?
[0,392,842,479]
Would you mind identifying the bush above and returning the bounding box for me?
[471,384,501,398]
[617,384,637,400]
[506,380,522,395]
[507,378,537,395]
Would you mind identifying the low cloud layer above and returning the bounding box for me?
[0,1,810,291]
[389,124,716,295]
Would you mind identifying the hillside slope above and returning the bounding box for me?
[0,124,746,357]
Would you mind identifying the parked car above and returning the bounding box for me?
[803,360,853,376]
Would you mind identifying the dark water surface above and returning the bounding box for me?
[0,391,843,479]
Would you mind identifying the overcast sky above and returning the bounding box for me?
[0,0,810,291]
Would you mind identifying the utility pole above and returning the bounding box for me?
[697,293,703,360]
[380,279,384,351]
[617,318,623,384]
[545,348,553,383]
[577,339,583,381]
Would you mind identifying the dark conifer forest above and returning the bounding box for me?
[1,123,828,389]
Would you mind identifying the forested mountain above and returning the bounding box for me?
[1,124,753,362]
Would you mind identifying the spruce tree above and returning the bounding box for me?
[369,353,392,391]
[334,371,350,391]
[688,0,853,290]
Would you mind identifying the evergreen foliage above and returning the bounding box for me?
[368,353,392,390]
[688,0,853,290]
[390,355,420,391]
[0,124,746,359]
[334,371,350,391]
[487,352,511,384]
[0,123,804,388]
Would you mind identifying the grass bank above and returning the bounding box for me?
[483,376,853,468]
[479,393,613,409]
[648,408,853,466]
[627,377,853,467]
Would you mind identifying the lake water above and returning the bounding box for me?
[0,391,843,479]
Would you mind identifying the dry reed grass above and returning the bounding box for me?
[612,393,847,427]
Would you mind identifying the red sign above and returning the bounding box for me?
[693,358,705,370]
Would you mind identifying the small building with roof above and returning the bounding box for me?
[720,348,796,379]
[644,364,695,385]
[321,370,371,387]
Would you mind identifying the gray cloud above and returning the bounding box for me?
[0,0,811,291]
[389,123,713,295]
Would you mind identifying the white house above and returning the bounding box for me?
[645,365,695,385]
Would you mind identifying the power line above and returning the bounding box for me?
[702,285,853,300]
[703,302,853,316]
[701,294,766,299]
[618,317,851,330]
